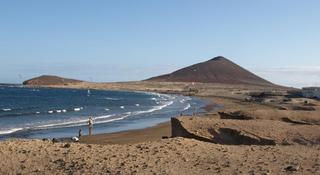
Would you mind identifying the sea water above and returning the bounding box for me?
[0,85,208,139]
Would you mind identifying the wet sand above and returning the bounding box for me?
[80,122,171,145]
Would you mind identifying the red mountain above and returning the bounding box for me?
[146,56,274,86]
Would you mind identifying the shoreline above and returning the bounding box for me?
[72,97,215,145]
[79,121,171,145]
[0,85,212,142]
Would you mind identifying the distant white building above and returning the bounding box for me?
[302,87,320,99]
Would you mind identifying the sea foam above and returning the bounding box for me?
[0,128,23,135]
[2,108,11,111]
[183,103,191,111]
[74,108,81,111]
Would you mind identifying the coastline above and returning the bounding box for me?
[0,85,211,141]
[76,98,217,145]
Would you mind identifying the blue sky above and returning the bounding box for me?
[0,1,319,87]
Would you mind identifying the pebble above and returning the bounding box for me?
[261,170,272,175]
[63,143,71,148]
[285,165,300,171]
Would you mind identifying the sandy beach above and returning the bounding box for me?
[1,138,320,175]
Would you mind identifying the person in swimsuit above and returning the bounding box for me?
[88,117,94,136]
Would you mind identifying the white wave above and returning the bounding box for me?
[48,111,53,114]
[185,96,192,101]
[85,113,131,125]
[183,103,191,111]
[142,91,160,96]
[134,101,174,115]
[105,97,119,100]
[105,108,110,111]
[74,108,81,111]
[155,101,173,111]
[135,104,140,107]
[123,111,132,116]
[36,114,128,129]
[120,106,125,109]
[62,109,67,113]
[36,101,173,131]
[0,128,23,135]
[141,91,173,100]
[1,104,128,132]
[0,115,126,135]
[93,117,127,125]
[36,112,40,114]
[56,110,62,113]
[36,119,89,129]
[151,98,157,101]
[94,114,115,120]
[2,108,11,111]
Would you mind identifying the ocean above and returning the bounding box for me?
[0,85,208,140]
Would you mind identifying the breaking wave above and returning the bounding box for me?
[0,128,24,135]
[183,103,191,111]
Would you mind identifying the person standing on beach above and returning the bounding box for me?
[88,117,94,136]
[78,128,82,138]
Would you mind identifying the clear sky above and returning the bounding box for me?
[0,0,319,87]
